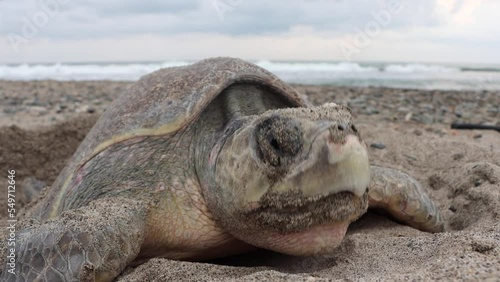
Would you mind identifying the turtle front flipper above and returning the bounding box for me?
[368,166,444,233]
[1,197,146,282]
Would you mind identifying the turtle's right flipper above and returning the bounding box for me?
[368,166,445,233]
[1,197,146,282]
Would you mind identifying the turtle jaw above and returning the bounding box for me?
[246,221,352,256]
[239,179,369,256]
[240,191,369,256]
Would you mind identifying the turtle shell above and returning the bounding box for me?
[48,57,310,214]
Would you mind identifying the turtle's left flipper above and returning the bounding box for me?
[368,166,444,233]
[1,197,146,282]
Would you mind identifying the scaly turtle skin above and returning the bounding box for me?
[2,58,443,281]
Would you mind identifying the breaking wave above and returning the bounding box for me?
[1,60,499,90]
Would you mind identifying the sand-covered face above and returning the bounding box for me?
[213,103,370,256]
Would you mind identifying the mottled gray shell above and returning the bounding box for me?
[50,57,310,199]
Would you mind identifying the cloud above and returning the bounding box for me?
[1,0,442,39]
[0,0,499,64]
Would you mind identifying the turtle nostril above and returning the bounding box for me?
[337,123,347,131]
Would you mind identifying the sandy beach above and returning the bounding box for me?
[0,80,499,281]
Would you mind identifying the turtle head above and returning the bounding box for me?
[205,103,370,256]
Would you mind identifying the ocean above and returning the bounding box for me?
[1,60,500,91]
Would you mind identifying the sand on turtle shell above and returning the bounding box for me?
[0,81,498,281]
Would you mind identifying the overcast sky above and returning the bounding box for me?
[0,0,499,64]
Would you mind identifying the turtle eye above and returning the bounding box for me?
[256,116,303,167]
[269,136,281,152]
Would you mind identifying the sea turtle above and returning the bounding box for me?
[2,57,443,282]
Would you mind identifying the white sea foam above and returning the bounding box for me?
[255,60,378,72]
[0,61,189,81]
[383,64,460,73]
[1,61,499,90]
